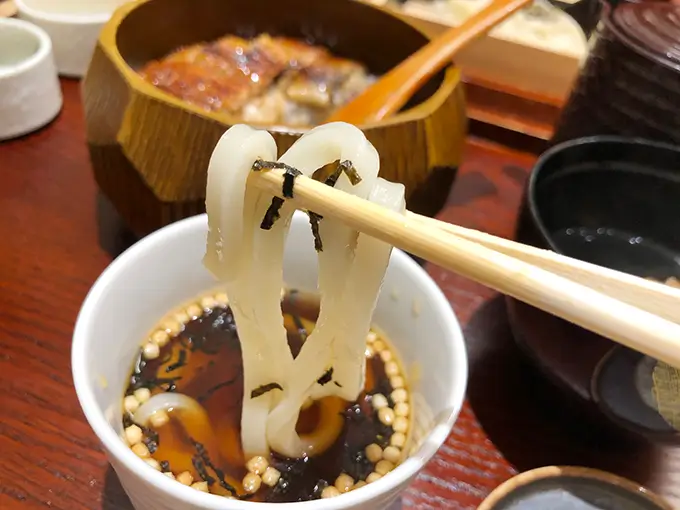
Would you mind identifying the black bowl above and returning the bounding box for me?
[509,136,680,442]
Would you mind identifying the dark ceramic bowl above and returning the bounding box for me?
[509,136,680,442]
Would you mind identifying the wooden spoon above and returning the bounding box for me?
[328,0,533,124]
[0,0,17,18]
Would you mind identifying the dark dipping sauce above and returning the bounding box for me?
[123,289,401,502]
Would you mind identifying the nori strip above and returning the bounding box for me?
[250,382,284,399]
[311,159,360,187]
[339,160,361,185]
[308,212,323,252]
[291,313,308,342]
[191,439,237,495]
[303,159,360,252]
[317,367,333,386]
[252,159,298,174]
[141,425,160,454]
[252,159,302,198]
[282,167,302,198]
[165,349,187,372]
[254,158,360,248]
[261,197,285,230]
[198,371,241,403]
[192,455,216,485]
[128,349,182,392]
[253,160,301,230]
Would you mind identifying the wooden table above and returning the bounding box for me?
[1,79,675,509]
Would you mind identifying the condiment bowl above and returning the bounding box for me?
[72,211,468,510]
[82,0,467,238]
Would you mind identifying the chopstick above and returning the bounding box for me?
[249,169,680,368]
[409,213,680,324]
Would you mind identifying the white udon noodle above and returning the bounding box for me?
[200,122,406,459]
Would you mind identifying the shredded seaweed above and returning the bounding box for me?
[192,455,216,485]
[339,160,361,185]
[250,382,284,399]
[252,159,302,198]
[304,159,361,253]
[165,349,187,372]
[179,308,239,355]
[282,167,302,198]
[160,460,170,472]
[192,439,237,494]
[261,197,285,230]
[311,159,360,187]
[307,212,323,252]
[334,381,343,388]
[291,313,308,342]
[142,425,160,454]
[317,367,334,386]
[198,371,241,403]
[128,349,182,393]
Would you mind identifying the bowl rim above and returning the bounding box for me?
[14,0,117,23]
[0,17,52,80]
[526,135,680,255]
[97,0,462,133]
[71,212,469,509]
[477,465,673,510]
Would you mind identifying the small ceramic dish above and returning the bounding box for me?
[72,211,469,510]
[478,466,672,510]
[15,0,127,77]
[0,17,62,141]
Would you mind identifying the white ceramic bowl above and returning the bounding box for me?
[15,0,128,77]
[72,212,468,510]
[0,17,62,141]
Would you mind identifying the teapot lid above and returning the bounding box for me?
[607,2,680,72]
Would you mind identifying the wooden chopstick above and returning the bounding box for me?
[409,213,680,325]
[249,169,680,368]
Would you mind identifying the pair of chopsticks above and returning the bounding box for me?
[249,168,680,369]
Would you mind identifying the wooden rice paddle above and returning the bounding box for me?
[328,0,533,124]
[0,0,17,17]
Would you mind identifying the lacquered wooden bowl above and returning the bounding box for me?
[82,0,467,237]
[510,136,680,442]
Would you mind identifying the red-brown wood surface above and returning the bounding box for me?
[1,79,676,509]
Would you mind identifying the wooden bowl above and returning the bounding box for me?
[82,0,466,237]
[478,466,672,510]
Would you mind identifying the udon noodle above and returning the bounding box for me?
[202,122,406,459]
[125,122,410,501]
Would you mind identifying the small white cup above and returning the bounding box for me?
[15,0,128,77]
[72,212,468,510]
[0,17,62,141]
